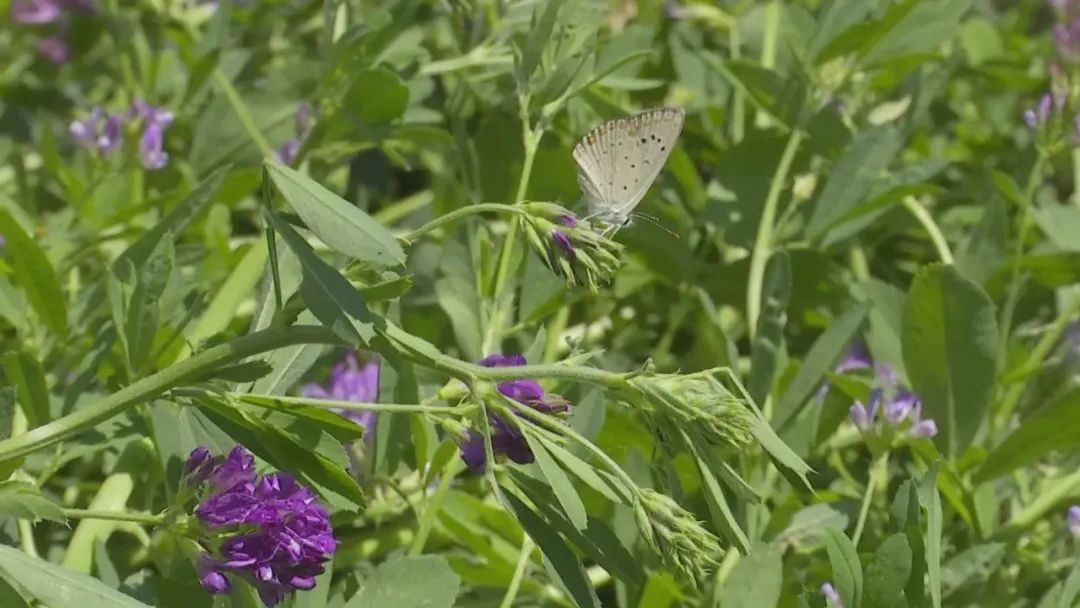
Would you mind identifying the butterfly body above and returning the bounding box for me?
[572,106,686,233]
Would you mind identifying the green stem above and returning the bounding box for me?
[63,509,164,526]
[408,457,464,556]
[746,130,803,336]
[214,69,275,157]
[0,325,343,462]
[403,203,528,243]
[1003,468,1080,534]
[1001,156,1046,349]
[500,537,536,608]
[486,122,543,353]
[852,452,888,547]
[229,393,467,415]
[901,196,954,264]
[995,289,1080,427]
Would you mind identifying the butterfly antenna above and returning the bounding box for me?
[631,212,679,239]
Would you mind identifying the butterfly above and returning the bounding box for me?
[572,106,686,235]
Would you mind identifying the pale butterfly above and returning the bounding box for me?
[572,106,686,235]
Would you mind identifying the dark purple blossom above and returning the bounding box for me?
[559,214,579,227]
[461,354,570,472]
[185,446,336,607]
[300,352,379,432]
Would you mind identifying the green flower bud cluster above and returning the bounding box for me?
[624,368,755,451]
[519,202,624,292]
[634,488,723,586]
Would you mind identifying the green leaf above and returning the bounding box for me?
[902,264,999,456]
[750,416,813,491]
[124,237,174,369]
[715,542,783,608]
[264,210,378,345]
[343,555,460,608]
[939,543,1004,600]
[517,0,565,85]
[920,463,943,608]
[0,388,14,442]
[2,350,50,429]
[807,0,873,61]
[974,386,1080,482]
[265,162,405,267]
[501,486,601,608]
[823,527,863,608]
[807,126,903,238]
[773,302,869,430]
[1054,557,1080,608]
[0,209,67,336]
[685,435,751,555]
[523,434,592,530]
[541,435,633,505]
[112,166,229,281]
[0,480,64,522]
[960,16,1003,66]
[749,250,791,405]
[0,544,154,608]
[862,534,912,608]
[345,67,410,125]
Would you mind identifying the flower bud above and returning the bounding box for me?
[519,202,624,291]
[624,369,755,451]
[635,488,722,586]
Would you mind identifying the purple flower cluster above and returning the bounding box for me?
[1069,505,1080,538]
[183,446,336,607]
[1052,0,1080,59]
[10,0,93,65]
[300,352,379,434]
[825,342,937,439]
[276,103,314,165]
[459,354,570,473]
[69,98,174,170]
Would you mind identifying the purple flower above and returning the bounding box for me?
[131,98,174,127]
[821,582,844,608]
[274,102,314,164]
[187,446,336,607]
[559,214,579,227]
[35,35,70,63]
[11,0,63,23]
[301,352,380,432]
[907,401,938,439]
[1068,505,1080,537]
[835,342,873,374]
[849,389,881,431]
[277,140,301,165]
[139,121,169,169]
[884,390,918,424]
[552,229,574,256]
[99,115,122,153]
[1024,109,1039,129]
[69,108,122,154]
[461,354,570,472]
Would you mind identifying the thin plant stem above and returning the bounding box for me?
[0,325,345,461]
[408,457,464,556]
[214,69,275,157]
[1001,156,1046,348]
[500,537,536,608]
[746,130,803,336]
[852,452,889,547]
[901,196,954,264]
[1003,467,1080,534]
[229,393,466,416]
[403,203,528,243]
[995,289,1080,428]
[62,509,164,526]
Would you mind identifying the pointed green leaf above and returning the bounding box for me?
[343,555,459,608]
[0,209,66,336]
[523,433,588,530]
[902,264,999,456]
[0,481,64,523]
[0,544,153,607]
[823,527,863,608]
[265,162,404,267]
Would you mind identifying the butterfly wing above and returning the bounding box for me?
[572,117,618,211]
[606,107,685,220]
